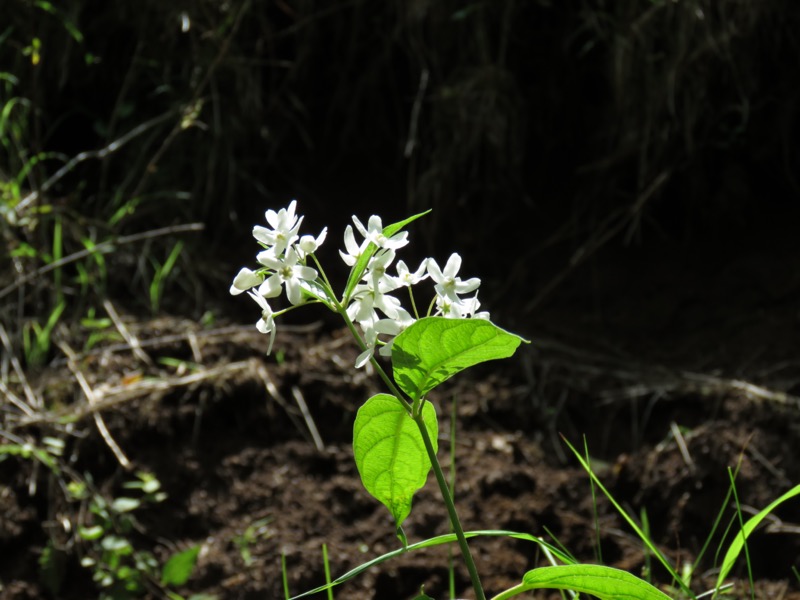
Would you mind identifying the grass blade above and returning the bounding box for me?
[289,530,573,599]
[715,482,800,590]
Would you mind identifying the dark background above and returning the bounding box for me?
[2,0,800,363]
[3,3,800,598]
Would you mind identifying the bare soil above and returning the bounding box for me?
[3,216,800,600]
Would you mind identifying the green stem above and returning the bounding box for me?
[334,294,483,597]
[413,411,486,600]
[332,300,412,413]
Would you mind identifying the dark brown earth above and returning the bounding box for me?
[3,215,800,600]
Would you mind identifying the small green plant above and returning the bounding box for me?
[67,471,201,600]
[149,240,184,314]
[22,300,65,367]
[230,202,672,600]
[232,517,272,567]
[80,309,121,351]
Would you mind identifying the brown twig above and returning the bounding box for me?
[102,299,153,367]
[55,339,131,469]
[0,321,41,411]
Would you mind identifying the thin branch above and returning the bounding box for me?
[15,110,176,214]
[291,385,324,452]
[55,339,131,469]
[102,299,153,366]
[0,321,41,410]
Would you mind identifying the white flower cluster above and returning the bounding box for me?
[231,201,489,367]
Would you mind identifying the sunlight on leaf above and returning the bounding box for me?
[392,317,526,400]
[522,564,671,600]
[353,394,437,527]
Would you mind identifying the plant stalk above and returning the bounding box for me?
[413,411,486,600]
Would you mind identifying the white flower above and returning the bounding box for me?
[394,259,428,287]
[298,227,327,256]
[434,294,488,320]
[247,290,276,354]
[352,215,408,250]
[339,224,367,266]
[459,295,490,320]
[346,283,402,324]
[355,325,379,368]
[253,200,304,256]
[354,309,415,368]
[426,253,480,301]
[365,249,401,292]
[376,308,415,357]
[256,247,318,305]
[229,267,264,295]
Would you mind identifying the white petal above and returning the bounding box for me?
[296,265,318,281]
[285,200,298,223]
[366,215,383,233]
[339,250,357,266]
[265,208,280,229]
[443,253,462,278]
[253,225,275,245]
[382,231,408,250]
[355,348,373,368]
[426,258,444,283]
[258,275,282,298]
[374,319,401,335]
[285,279,302,305]
[343,225,359,254]
[454,277,480,294]
[256,249,281,269]
[352,216,369,238]
[230,268,263,295]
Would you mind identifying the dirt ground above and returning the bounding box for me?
[2,211,800,600]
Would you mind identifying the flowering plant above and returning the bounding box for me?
[231,202,489,367]
[231,202,671,600]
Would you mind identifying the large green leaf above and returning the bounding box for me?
[392,317,526,400]
[353,394,437,527]
[716,483,800,589]
[342,209,430,302]
[522,565,671,600]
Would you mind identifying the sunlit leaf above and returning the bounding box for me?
[353,394,437,527]
[392,317,526,400]
[522,564,671,600]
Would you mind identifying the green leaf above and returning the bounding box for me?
[342,210,430,302]
[716,483,800,588]
[78,525,104,540]
[353,394,437,527]
[522,565,671,600]
[392,317,526,400]
[161,545,201,586]
[101,535,132,553]
[112,497,140,512]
